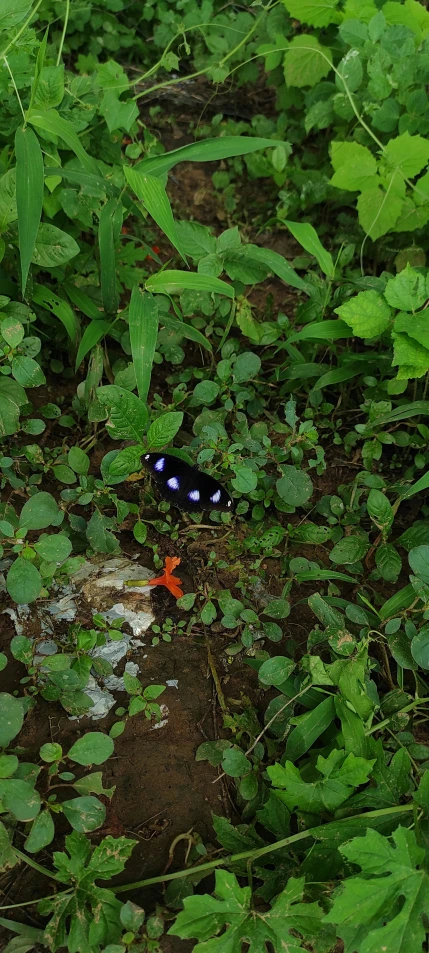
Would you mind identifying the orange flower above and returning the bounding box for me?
[148,556,183,599]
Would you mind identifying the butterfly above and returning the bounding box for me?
[142,452,233,512]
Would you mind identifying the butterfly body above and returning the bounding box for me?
[142,452,233,512]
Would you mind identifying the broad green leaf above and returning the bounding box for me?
[34,64,64,109]
[375,543,402,582]
[331,143,377,191]
[282,0,341,26]
[96,384,149,441]
[12,355,45,387]
[357,187,403,240]
[98,198,122,315]
[385,266,427,312]
[334,289,391,337]
[75,319,109,370]
[34,534,72,562]
[146,270,234,298]
[32,223,79,267]
[231,465,258,493]
[239,245,311,293]
[284,35,333,88]
[411,626,429,669]
[233,351,261,382]
[86,510,119,555]
[129,288,158,404]
[124,168,186,260]
[108,445,143,477]
[170,870,323,951]
[221,747,250,778]
[32,284,79,345]
[284,220,333,277]
[392,332,429,379]
[285,696,336,761]
[0,693,24,747]
[0,168,17,228]
[0,779,40,822]
[160,311,212,351]
[19,491,59,529]
[6,558,42,604]
[68,446,90,475]
[286,319,352,344]
[394,312,429,352]
[330,535,368,564]
[28,109,99,175]
[67,732,114,766]
[175,220,216,259]
[367,488,394,533]
[324,826,428,953]
[276,466,313,507]
[259,656,295,687]
[336,48,364,93]
[385,131,429,178]
[409,545,429,584]
[269,749,375,813]
[136,136,289,177]
[61,795,106,833]
[24,809,55,853]
[15,126,44,292]
[1,314,24,347]
[146,411,184,450]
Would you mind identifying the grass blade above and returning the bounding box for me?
[286,320,352,345]
[285,220,334,278]
[129,288,158,404]
[310,366,362,393]
[124,168,186,260]
[28,108,99,174]
[136,137,289,177]
[160,312,212,352]
[243,246,312,294]
[32,284,79,345]
[75,320,109,371]
[15,126,44,293]
[146,270,234,298]
[98,198,122,315]
[63,283,103,320]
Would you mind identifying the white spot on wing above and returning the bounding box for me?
[188,489,200,502]
[167,476,179,490]
[211,489,221,504]
[144,454,150,460]
[154,457,165,472]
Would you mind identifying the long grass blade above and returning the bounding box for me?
[75,320,109,371]
[15,126,44,293]
[28,108,99,174]
[124,168,186,260]
[146,270,234,298]
[63,283,103,320]
[32,284,79,345]
[136,137,289,177]
[285,220,334,278]
[129,288,158,404]
[98,198,122,316]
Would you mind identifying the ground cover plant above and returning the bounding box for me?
[1,0,429,951]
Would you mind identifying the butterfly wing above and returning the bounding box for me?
[142,453,233,512]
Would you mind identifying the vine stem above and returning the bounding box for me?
[0,0,45,59]
[56,0,70,66]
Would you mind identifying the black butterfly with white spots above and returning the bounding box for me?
[142,452,233,513]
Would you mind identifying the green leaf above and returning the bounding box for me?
[385,266,427,312]
[357,187,403,240]
[385,131,429,178]
[86,510,119,554]
[1,315,24,348]
[68,446,90,475]
[238,245,311,293]
[284,35,333,88]
[32,223,79,267]
[330,536,368,564]
[170,870,323,951]
[34,534,72,563]
[376,543,402,582]
[175,220,216,259]
[146,411,184,450]
[336,49,364,93]
[146,270,234,298]
[32,284,79,345]
[0,693,24,747]
[53,464,76,485]
[6,558,42,605]
[75,319,109,371]
[409,545,429,584]
[330,142,377,191]
[67,732,114,766]
[96,385,149,441]
[282,0,341,27]
[24,809,55,853]
[231,465,258,493]
[98,198,122,315]
[19,491,59,529]
[367,489,394,533]
[136,136,288,177]
[39,742,62,762]
[15,126,44,292]
[108,445,143,478]
[276,466,313,507]
[324,826,428,953]
[61,795,106,833]
[285,697,336,761]
[411,625,429,669]
[221,747,251,778]
[34,64,64,109]
[124,168,186,260]
[12,355,46,387]
[285,220,333,277]
[0,778,40,822]
[269,749,375,813]
[233,351,261,383]
[334,289,391,337]
[28,108,99,175]
[259,656,295,687]
[129,288,158,404]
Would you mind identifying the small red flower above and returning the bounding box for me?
[145,244,161,261]
[148,556,183,599]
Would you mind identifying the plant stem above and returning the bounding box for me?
[56,0,70,66]
[0,0,45,59]
[115,803,413,893]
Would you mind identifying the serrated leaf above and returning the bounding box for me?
[282,0,341,27]
[385,131,429,178]
[357,187,403,240]
[334,289,391,337]
[284,35,333,88]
